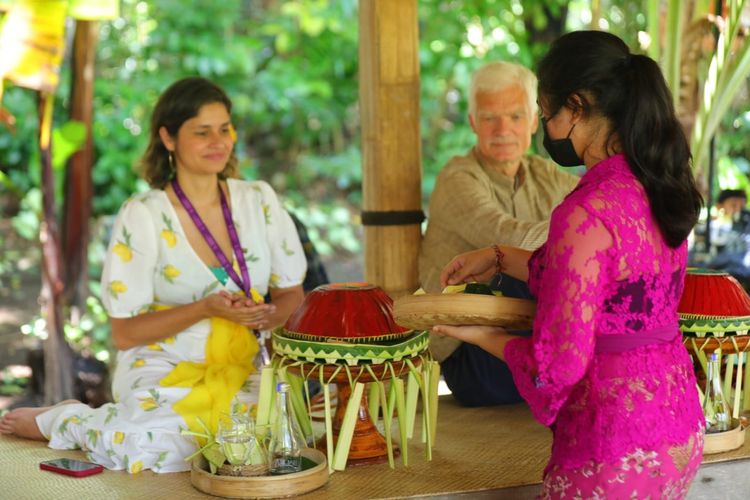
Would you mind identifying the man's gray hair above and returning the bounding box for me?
[468,61,538,118]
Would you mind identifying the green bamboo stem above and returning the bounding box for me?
[322,380,334,474]
[665,0,684,109]
[368,382,381,423]
[726,0,746,47]
[286,372,314,443]
[405,358,427,443]
[372,375,394,468]
[427,360,441,446]
[693,0,712,21]
[733,352,743,419]
[405,370,420,439]
[420,368,433,460]
[392,377,408,466]
[332,382,365,471]
[724,353,735,403]
[691,338,708,378]
[645,0,660,61]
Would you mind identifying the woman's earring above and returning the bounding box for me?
[168,151,175,172]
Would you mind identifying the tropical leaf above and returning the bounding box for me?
[647,0,750,177]
[663,0,686,107]
[690,0,750,174]
[675,17,715,129]
[51,120,87,170]
[68,0,119,20]
[646,0,660,61]
[0,0,67,93]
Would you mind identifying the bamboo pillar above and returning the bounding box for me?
[359,0,423,299]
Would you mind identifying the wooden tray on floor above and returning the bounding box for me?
[191,448,328,498]
[393,293,536,331]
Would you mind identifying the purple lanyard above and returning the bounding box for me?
[171,179,252,298]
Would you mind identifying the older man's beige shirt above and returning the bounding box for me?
[419,148,580,361]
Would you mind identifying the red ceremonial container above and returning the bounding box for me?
[678,268,750,454]
[282,282,412,343]
[272,282,437,469]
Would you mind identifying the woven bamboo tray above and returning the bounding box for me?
[190,448,328,498]
[393,293,536,331]
[704,420,746,454]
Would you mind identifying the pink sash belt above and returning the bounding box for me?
[595,325,680,354]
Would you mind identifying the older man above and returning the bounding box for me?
[419,61,579,406]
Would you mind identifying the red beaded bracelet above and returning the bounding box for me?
[492,244,505,275]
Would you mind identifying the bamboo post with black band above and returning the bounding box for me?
[359,0,423,299]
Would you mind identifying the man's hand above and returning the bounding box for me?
[440,246,497,288]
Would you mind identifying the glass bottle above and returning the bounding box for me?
[703,352,732,433]
[267,382,303,474]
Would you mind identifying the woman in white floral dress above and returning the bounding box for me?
[0,77,307,473]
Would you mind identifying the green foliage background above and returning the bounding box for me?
[1,0,651,230]
[2,0,750,359]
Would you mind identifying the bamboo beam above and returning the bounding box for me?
[359,0,422,298]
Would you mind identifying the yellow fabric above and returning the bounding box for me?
[160,315,259,441]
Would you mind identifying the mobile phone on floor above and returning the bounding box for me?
[40,458,104,477]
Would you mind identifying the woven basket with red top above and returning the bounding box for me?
[273,282,429,365]
[679,268,750,346]
[270,283,439,470]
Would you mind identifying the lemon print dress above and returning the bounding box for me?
[35,179,307,473]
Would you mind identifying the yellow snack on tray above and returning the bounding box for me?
[441,284,467,294]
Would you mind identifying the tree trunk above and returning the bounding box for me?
[63,20,99,311]
[39,92,75,404]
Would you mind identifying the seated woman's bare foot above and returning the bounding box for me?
[0,400,79,441]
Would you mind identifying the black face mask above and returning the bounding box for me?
[542,119,583,167]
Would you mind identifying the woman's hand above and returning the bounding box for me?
[111,291,279,350]
[440,247,497,288]
[432,324,513,361]
[202,291,277,330]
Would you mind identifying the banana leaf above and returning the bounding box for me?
[68,0,119,20]
[691,0,750,171]
[0,0,67,93]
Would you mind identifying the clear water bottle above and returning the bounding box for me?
[704,352,732,433]
[268,382,303,474]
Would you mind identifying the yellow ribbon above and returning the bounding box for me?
[159,315,259,441]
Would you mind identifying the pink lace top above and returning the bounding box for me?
[505,154,703,470]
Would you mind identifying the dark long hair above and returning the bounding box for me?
[538,31,703,248]
[140,77,238,188]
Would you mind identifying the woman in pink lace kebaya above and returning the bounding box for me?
[435,31,705,498]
